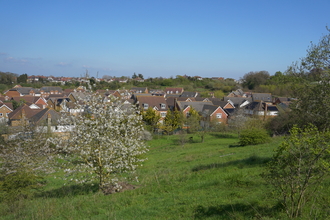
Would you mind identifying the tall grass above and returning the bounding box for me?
[1,132,286,219]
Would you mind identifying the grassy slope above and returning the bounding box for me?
[1,133,284,220]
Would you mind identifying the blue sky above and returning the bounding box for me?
[1,0,329,80]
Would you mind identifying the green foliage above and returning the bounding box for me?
[185,107,201,134]
[142,107,161,133]
[239,127,270,146]
[0,171,44,202]
[242,71,270,90]
[0,71,17,85]
[17,74,28,83]
[163,109,183,135]
[263,124,330,218]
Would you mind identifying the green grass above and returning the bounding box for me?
[0,132,286,219]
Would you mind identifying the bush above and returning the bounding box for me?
[239,127,270,146]
[0,171,44,202]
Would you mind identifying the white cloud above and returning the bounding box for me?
[4,57,29,64]
[56,62,72,67]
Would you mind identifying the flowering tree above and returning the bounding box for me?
[0,124,56,199]
[0,125,55,176]
[51,93,148,192]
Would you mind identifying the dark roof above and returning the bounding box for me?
[245,101,264,111]
[177,101,213,112]
[267,106,278,112]
[9,87,37,95]
[251,93,272,102]
[224,108,236,115]
[180,91,199,98]
[30,108,61,125]
[209,98,231,108]
[224,97,252,106]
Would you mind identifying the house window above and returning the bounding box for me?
[143,103,149,109]
[160,112,167,117]
[161,103,166,109]
[0,113,2,117]
[216,113,222,118]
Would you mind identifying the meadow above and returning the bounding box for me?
[1,133,286,219]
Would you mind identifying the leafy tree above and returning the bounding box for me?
[138,73,144,79]
[132,72,138,79]
[263,125,330,218]
[185,107,201,134]
[285,28,330,131]
[241,71,270,90]
[163,109,183,135]
[51,93,148,193]
[142,107,161,133]
[213,90,225,99]
[228,108,247,137]
[17,74,28,84]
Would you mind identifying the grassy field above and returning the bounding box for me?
[1,132,286,219]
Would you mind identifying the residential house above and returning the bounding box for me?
[201,105,228,124]
[8,104,60,126]
[4,87,39,97]
[11,96,48,109]
[180,91,200,98]
[47,97,71,112]
[68,91,87,103]
[164,87,184,95]
[176,100,228,124]
[130,87,148,94]
[149,89,165,96]
[273,97,293,108]
[251,93,272,103]
[244,101,278,117]
[40,86,63,97]
[135,96,168,121]
[227,89,245,97]
[209,98,235,109]
[0,102,13,122]
[224,97,252,108]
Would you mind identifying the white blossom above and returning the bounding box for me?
[50,92,149,192]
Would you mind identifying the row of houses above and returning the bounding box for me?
[0,86,290,130]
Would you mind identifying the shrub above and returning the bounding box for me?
[239,127,270,146]
[0,171,44,202]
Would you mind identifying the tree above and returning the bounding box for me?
[132,72,138,79]
[163,109,183,135]
[241,71,270,90]
[0,124,55,200]
[263,125,330,218]
[138,73,144,79]
[286,28,330,131]
[17,74,28,84]
[185,107,201,134]
[0,125,55,176]
[142,107,161,133]
[51,93,148,192]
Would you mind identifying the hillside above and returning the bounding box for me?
[0,133,286,219]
